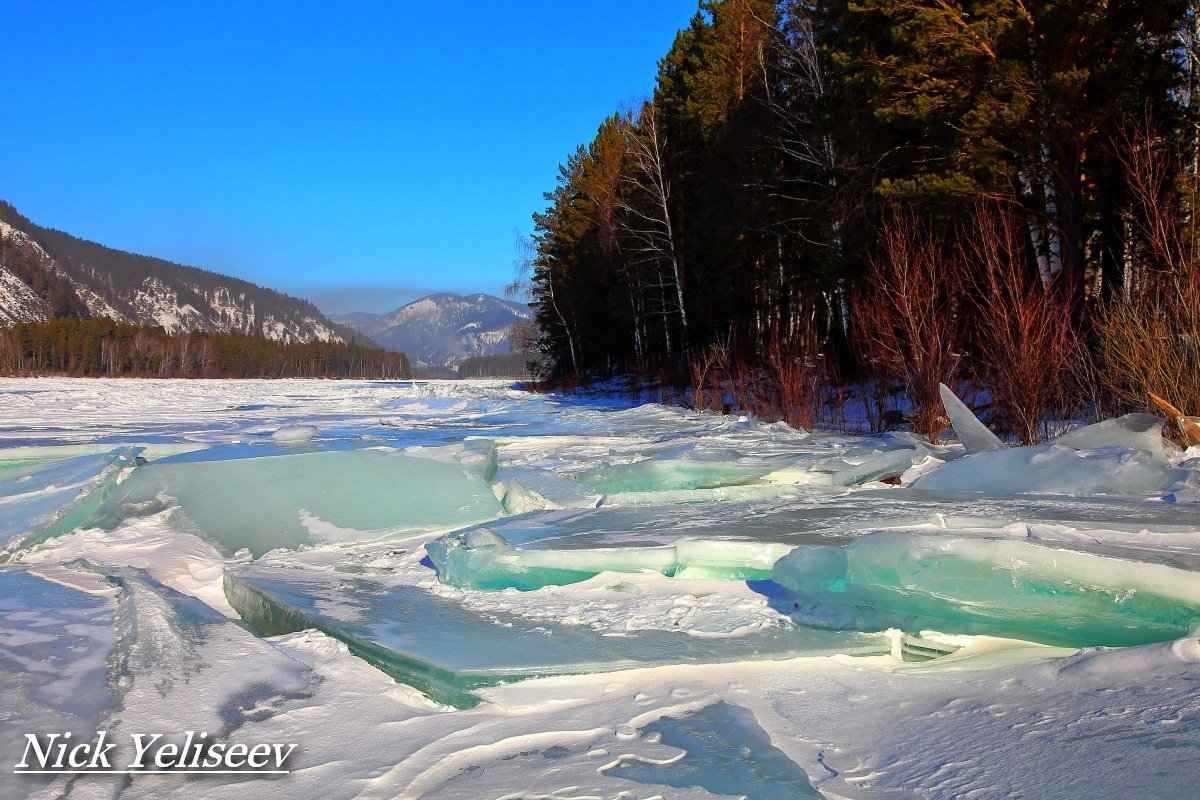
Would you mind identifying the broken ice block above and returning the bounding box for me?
[271,423,319,442]
[772,532,1200,647]
[94,448,501,556]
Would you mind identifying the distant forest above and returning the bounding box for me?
[522,0,1200,442]
[457,352,535,378]
[0,319,410,379]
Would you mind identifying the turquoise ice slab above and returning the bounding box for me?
[0,567,119,800]
[94,448,502,557]
[772,533,1200,648]
[224,565,889,708]
[427,489,1200,592]
[606,702,823,799]
[574,450,782,493]
[0,448,139,554]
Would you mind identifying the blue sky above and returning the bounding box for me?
[0,1,696,314]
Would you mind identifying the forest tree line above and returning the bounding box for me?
[522,0,1200,442]
[0,318,411,379]
[457,352,535,378]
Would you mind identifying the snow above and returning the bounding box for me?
[0,377,1198,798]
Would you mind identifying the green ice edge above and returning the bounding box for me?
[224,572,485,708]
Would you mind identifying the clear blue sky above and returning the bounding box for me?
[0,1,697,314]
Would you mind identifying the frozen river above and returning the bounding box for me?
[1,378,1198,798]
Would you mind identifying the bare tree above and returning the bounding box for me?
[619,101,688,358]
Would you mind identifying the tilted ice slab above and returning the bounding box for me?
[224,564,889,708]
[92,447,502,557]
[939,383,1005,453]
[0,447,139,555]
[773,532,1200,647]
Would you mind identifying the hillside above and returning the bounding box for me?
[333,292,531,369]
[0,201,366,344]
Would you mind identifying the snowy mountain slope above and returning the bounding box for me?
[0,264,49,324]
[333,292,531,368]
[0,202,367,345]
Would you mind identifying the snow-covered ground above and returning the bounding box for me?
[1,377,1198,799]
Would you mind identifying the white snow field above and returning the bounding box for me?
[1,377,1198,799]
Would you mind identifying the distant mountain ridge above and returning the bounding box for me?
[0,200,366,344]
[333,292,531,369]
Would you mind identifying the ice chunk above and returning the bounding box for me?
[772,533,1200,647]
[0,447,139,555]
[224,565,888,708]
[272,423,319,442]
[492,478,555,514]
[810,446,933,486]
[939,383,1005,453]
[463,527,507,548]
[1054,413,1169,463]
[95,448,501,556]
[493,465,603,511]
[912,442,1188,496]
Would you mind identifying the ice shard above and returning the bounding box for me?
[939,383,1005,453]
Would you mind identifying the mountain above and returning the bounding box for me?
[333,293,532,370]
[0,201,366,344]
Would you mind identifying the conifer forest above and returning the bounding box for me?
[522,0,1200,443]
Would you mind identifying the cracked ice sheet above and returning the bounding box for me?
[23,570,314,800]
[0,567,119,800]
